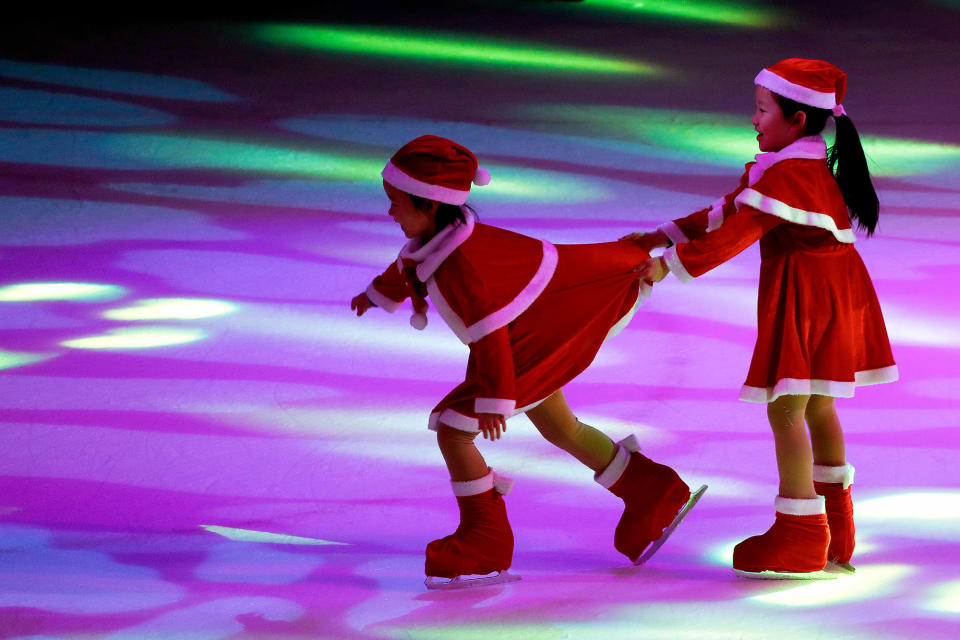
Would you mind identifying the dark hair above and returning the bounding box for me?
[774,94,879,236]
[407,193,475,232]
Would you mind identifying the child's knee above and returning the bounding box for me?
[436,424,478,449]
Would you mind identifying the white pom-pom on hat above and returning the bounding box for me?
[473,167,491,186]
[410,312,428,330]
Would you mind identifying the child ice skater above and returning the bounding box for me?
[352,135,705,587]
[630,59,897,579]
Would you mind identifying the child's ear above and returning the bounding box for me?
[791,110,807,132]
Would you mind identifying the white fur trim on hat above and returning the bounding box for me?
[775,495,826,516]
[755,68,836,109]
[813,463,855,489]
[382,161,471,205]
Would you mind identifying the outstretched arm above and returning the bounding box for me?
[350,292,375,316]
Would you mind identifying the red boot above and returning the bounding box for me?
[733,496,833,579]
[595,435,692,563]
[425,469,514,579]
[814,463,856,571]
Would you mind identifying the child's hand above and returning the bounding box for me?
[634,256,669,284]
[621,229,670,251]
[478,413,506,440]
[351,293,373,316]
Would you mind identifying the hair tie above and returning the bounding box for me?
[832,104,847,118]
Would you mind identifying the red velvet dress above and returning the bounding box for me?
[659,135,898,402]
[366,212,651,431]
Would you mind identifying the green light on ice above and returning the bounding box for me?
[109,133,380,181]
[523,105,755,167]
[0,349,54,370]
[584,0,782,27]
[256,24,661,76]
[861,138,960,176]
[61,327,207,350]
[108,133,606,202]
[521,105,960,176]
[0,282,126,302]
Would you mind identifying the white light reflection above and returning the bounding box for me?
[61,327,207,350]
[926,579,960,614]
[749,564,913,607]
[0,349,55,370]
[0,282,126,302]
[201,525,347,546]
[102,298,239,321]
[858,491,960,521]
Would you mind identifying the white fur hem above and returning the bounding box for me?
[739,366,899,403]
[429,409,480,433]
[475,397,516,416]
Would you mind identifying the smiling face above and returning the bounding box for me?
[383,181,437,239]
[752,86,806,152]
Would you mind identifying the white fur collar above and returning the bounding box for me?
[748,135,827,186]
[398,209,476,282]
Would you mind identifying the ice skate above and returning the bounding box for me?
[733,496,836,580]
[424,469,517,589]
[634,483,708,566]
[596,435,697,564]
[815,463,856,574]
[424,571,521,590]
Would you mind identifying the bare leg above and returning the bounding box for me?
[525,389,616,472]
[767,394,816,499]
[436,424,488,482]
[805,395,845,466]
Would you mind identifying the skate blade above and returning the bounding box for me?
[634,484,708,566]
[424,570,521,590]
[826,560,856,574]
[733,568,838,581]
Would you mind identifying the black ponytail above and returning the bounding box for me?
[827,115,879,236]
[775,95,879,236]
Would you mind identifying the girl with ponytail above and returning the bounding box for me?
[626,58,897,579]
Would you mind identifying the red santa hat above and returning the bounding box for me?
[381,135,491,205]
[755,58,848,117]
